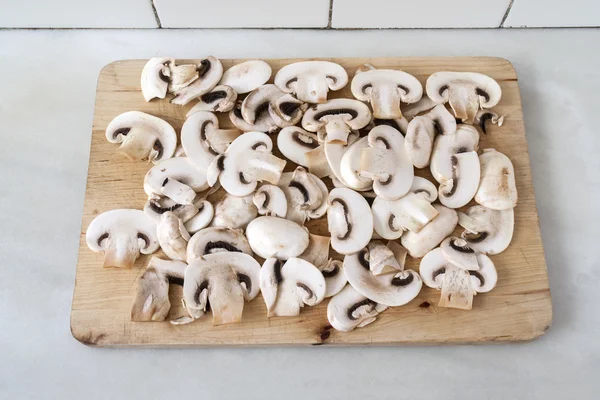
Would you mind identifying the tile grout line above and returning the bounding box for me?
[499,0,515,28]
[327,0,334,29]
[150,0,162,28]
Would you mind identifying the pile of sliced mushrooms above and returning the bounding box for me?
[87,56,517,332]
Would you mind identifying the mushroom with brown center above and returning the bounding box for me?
[458,205,514,255]
[253,184,288,218]
[437,150,481,209]
[474,110,504,134]
[401,204,458,258]
[219,60,272,94]
[211,193,258,230]
[170,56,223,106]
[143,157,209,205]
[297,235,347,298]
[410,176,438,202]
[274,61,348,103]
[143,196,199,224]
[269,94,308,128]
[475,149,518,210]
[186,85,237,115]
[324,130,360,186]
[302,99,371,144]
[276,170,329,225]
[371,193,439,240]
[277,127,320,168]
[157,211,191,261]
[440,236,479,271]
[339,136,373,191]
[430,124,480,184]
[186,226,252,263]
[327,284,388,332]
[245,216,309,260]
[241,84,285,125]
[327,187,373,255]
[141,57,175,102]
[229,101,278,133]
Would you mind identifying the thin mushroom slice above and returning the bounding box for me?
[219,60,272,94]
[327,284,388,332]
[184,200,214,234]
[143,157,209,205]
[241,84,285,125]
[246,216,309,260]
[425,104,457,135]
[371,193,439,240]
[229,102,278,133]
[277,127,320,167]
[171,56,223,106]
[302,98,371,144]
[86,209,159,268]
[339,137,373,191]
[131,256,186,322]
[269,94,308,128]
[186,85,237,116]
[404,115,436,169]
[438,151,481,209]
[143,197,198,224]
[430,124,480,184]
[288,166,328,219]
[320,259,347,298]
[402,96,438,119]
[458,205,514,255]
[157,211,191,261]
[475,109,505,134]
[475,149,518,210]
[253,184,287,218]
[186,227,252,263]
[327,187,374,255]
[274,61,348,103]
[212,193,257,230]
[440,236,479,271]
[471,253,498,294]
[324,130,360,185]
[141,57,174,102]
[105,111,177,163]
[401,204,458,258]
[410,176,438,202]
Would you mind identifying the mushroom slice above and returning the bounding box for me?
[171,56,223,106]
[274,61,348,103]
[86,209,159,268]
[430,124,480,184]
[253,184,287,218]
[401,204,458,258]
[184,199,214,234]
[359,125,414,200]
[157,211,191,261]
[304,145,332,178]
[327,284,388,332]
[438,151,481,209]
[288,166,324,214]
[367,241,403,275]
[141,57,174,102]
[339,137,373,191]
[186,227,252,263]
[402,96,438,119]
[372,117,409,135]
[105,111,177,163]
[260,258,326,317]
[298,234,331,268]
[440,236,479,271]
[371,193,438,240]
[404,116,436,169]
[246,216,309,260]
[458,205,514,255]
[131,256,186,322]
[327,187,373,255]
[167,64,200,93]
[219,60,272,94]
[182,252,260,325]
[344,249,422,307]
[426,71,502,122]
[470,253,498,294]
[321,259,347,298]
[302,99,371,144]
[351,65,423,119]
[475,149,518,210]
[426,104,457,135]
[269,94,308,128]
[410,176,438,202]
[241,84,285,125]
[229,102,278,133]
[212,193,258,230]
[474,110,505,134]
[277,127,320,167]
[143,197,198,224]
[143,157,209,205]
[324,131,360,185]
[186,85,237,116]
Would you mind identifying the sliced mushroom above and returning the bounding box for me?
[402,96,438,118]
[339,137,373,191]
[327,187,373,255]
[131,256,186,322]
[277,127,320,167]
[302,99,371,144]
[143,196,198,224]
[253,184,287,218]
[105,111,177,163]
[186,227,252,263]
[186,85,237,115]
[327,284,388,332]
[367,241,403,275]
[157,211,190,261]
[86,209,159,268]
[475,110,504,134]
[212,193,258,230]
[304,145,332,178]
[143,157,209,205]
[371,192,438,240]
[171,56,223,106]
[298,234,330,268]
[245,216,309,259]
[324,130,360,186]
[219,60,272,94]
[183,199,214,234]
[458,205,514,255]
[182,252,260,325]
[475,149,517,210]
[426,71,502,122]
[410,176,438,202]
[167,64,199,93]
[440,236,479,271]
[277,170,328,224]
[241,84,285,125]
[269,94,308,128]
[229,101,278,133]
[320,259,347,298]
[430,124,480,184]
[141,57,174,102]
[401,204,458,258]
[438,151,481,209]
[274,61,348,103]
[260,257,326,317]
[351,65,422,119]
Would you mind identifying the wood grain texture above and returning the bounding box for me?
[71,57,552,347]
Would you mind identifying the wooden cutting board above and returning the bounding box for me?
[71,57,552,347]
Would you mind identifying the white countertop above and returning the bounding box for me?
[1,28,598,399]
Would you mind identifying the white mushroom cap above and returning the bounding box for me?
[212,193,258,230]
[474,109,505,134]
[245,216,309,260]
[475,149,518,210]
[344,249,422,307]
[219,60,272,94]
[340,137,373,191]
[171,56,223,106]
[86,209,159,268]
[253,184,288,218]
[277,127,320,167]
[440,236,479,271]
[401,204,458,258]
[143,197,199,224]
[426,71,502,122]
[186,85,237,116]
[186,227,252,263]
[327,187,374,255]
[351,66,423,119]
[302,99,371,144]
[410,176,438,202]
[143,157,209,204]
[320,259,347,298]
[183,199,214,234]
[105,111,177,163]
[260,257,326,317]
[438,150,481,209]
[141,57,174,102]
[458,205,514,255]
[269,94,308,128]
[241,84,284,125]
[430,124,480,184]
[324,131,360,186]
[327,284,388,332]
[157,211,190,261]
[274,61,348,103]
[371,192,439,240]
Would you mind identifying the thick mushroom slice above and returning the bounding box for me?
[131,256,186,322]
[304,145,332,178]
[157,211,191,261]
[458,205,514,255]
[371,193,439,240]
[344,249,422,307]
[405,105,457,168]
[426,71,502,122]
[327,187,373,255]
[302,99,371,144]
[401,204,458,258]
[440,236,479,271]
[438,151,481,209]
[186,85,237,115]
[475,109,504,134]
[475,149,518,210]
[182,252,260,325]
[212,193,258,230]
[324,131,360,186]
[269,94,308,128]
[351,65,423,119]
[260,258,326,317]
[143,196,198,224]
[143,157,209,205]
[186,227,252,263]
[229,102,278,133]
[253,184,287,218]
[277,127,320,167]
[141,57,174,102]
[430,124,480,184]
[183,199,214,234]
[246,216,309,259]
[339,137,373,191]
[274,61,348,103]
[171,56,223,106]
[321,259,348,298]
[86,209,159,268]
[105,111,177,163]
[410,176,438,202]
[219,60,272,94]
[241,84,285,125]
[327,284,388,332]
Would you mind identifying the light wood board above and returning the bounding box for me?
[71,57,552,347]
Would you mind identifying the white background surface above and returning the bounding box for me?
[0,28,599,399]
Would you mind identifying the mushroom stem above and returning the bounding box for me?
[305,145,332,178]
[297,77,329,103]
[160,178,197,205]
[245,153,286,184]
[359,147,395,182]
[103,236,138,268]
[438,266,474,310]
[118,127,159,161]
[448,85,480,122]
[370,85,403,119]
[324,118,352,144]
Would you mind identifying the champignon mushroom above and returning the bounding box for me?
[401,204,458,258]
[474,109,504,134]
[253,184,288,218]
[229,102,278,133]
[274,61,348,103]
[410,176,438,202]
[321,259,348,298]
[276,170,328,224]
[186,226,252,263]
[440,236,479,271]
[277,127,320,167]
[402,96,438,119]
[327,284,388,332]
[474,149,518,210]
[371,192,438,240]
[241,84,285,125]
[458,205,514,255]
[167,64,200,93]
[339,137,373,191]
[304,145,332,178]
[131,256,186,322]
[351,65,423,119]
[438,151,481,209]
[141,57,174,102]
[143,157,209,205]
[302,99,371,144]
[324,130,360,186]
[430,124,480,184]
[366,241,406,275]
[157,211,190,261]
[143,196,198,224]
[186,85,237,116]
[105,111,177,163]
[219,60,272,94]
[426,71,502,122]
[170,56,223,106]
[181,252,260,325]
[212,193,258,230]
[260,257,326,317]
[298,234,330,268]
[245,216,309,259]
[269,94,308,128]
[183,199,214,234]
[327,187,373,255]
[86,209,159,268]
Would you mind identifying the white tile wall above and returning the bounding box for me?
[332,0,512,28]
[504,0,600,27]
[154,0,330,28]
[0,0,158,28]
